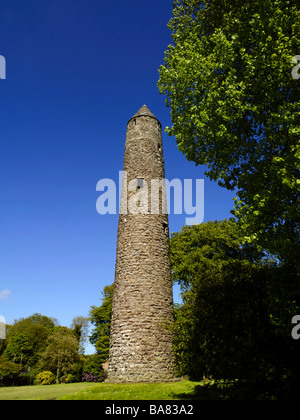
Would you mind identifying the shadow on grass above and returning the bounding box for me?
[172,381,237,400]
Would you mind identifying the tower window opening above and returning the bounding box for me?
[163,222,168,234]
[133,119,136,126]
[137,178,144,189]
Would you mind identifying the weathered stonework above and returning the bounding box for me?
[107,105,175,383]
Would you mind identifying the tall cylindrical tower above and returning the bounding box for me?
[107,105,175,383]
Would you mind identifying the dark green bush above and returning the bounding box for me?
[0,357,22,386]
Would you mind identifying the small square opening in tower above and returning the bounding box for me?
[137,178,144,189]
[163,222,168,234]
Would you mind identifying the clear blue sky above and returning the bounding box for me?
[0,0,236,353]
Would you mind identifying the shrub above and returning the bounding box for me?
[82,354,103,379]
[69,361,83,383]
[35,371,56,385]
[64,373,76,383]
[0,357,22,386]
[82,371,98,382]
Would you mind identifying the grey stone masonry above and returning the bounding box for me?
[107,105,175,383]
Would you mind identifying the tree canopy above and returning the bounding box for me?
[38,327,81,383]
[0,313,100,386]
[170,219,300,398]
[70,316,90,354]
[158,0,300,267]
[4,313,56,368]
[170,218,267,290]
[89,284,114,363]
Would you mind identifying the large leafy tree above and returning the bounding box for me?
[3,313,56,368]
[38,327,81,383]
[3,333,32,366]
[89,284,114,363]
[0,357,22,386]
[170,218,266,290]
[158,0,300,267]
[171,220,269,376]
[170,220,300,398]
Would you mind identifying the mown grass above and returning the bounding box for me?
[58,380,202,400]
[0,380,209,400]
[0,382,99,400]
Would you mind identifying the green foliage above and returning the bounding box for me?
[4,333,32,366]
[0,314,90,386]
[38,327,81,384]
[83,354,104,378]
[158,0,300,266]
[177,264,270,380]
[35,371,56,385]
[89,284,114,363]
[170,220,300,398]
[64,373,76,383]
[3,313,56,369]
[70,316,90,354]
[64,362,86,383]
[170,219,267,290]
[0,357,22,387]
[171,220,269,375]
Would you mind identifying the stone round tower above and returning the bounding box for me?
[107,105,175,383]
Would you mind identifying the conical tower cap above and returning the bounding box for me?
[127,105,161,126]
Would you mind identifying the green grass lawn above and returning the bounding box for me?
[58,380,202,400]
[0,382,99,400]
[0,380,205,400]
